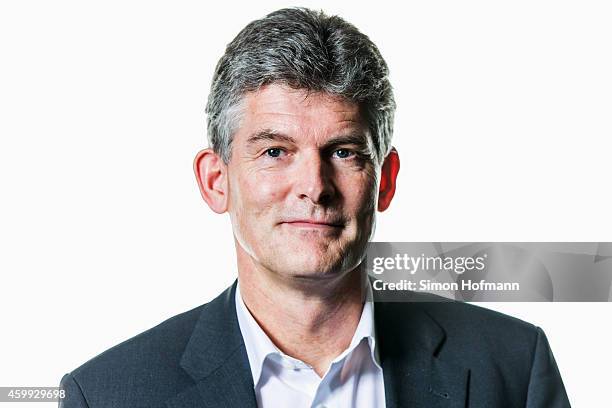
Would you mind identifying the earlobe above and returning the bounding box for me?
[193,148,229,214]
[378,147,400,212]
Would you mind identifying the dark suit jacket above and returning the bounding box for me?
[59,281,570,407]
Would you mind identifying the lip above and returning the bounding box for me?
[281,219,344,229]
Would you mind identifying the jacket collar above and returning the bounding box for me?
[166,280,469,408]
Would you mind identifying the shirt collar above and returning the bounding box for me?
[235,280,381,388]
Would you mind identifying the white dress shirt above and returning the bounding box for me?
[235,282,386,408]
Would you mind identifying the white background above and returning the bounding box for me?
[1,1,611,407]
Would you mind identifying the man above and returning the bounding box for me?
[60,7,570,408]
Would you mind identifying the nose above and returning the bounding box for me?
[292,150,336,205]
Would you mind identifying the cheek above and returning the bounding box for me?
[257,174,286,201]
[232,172,287,216]
[341,172,378,213]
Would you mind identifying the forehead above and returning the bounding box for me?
[235,84,367,142]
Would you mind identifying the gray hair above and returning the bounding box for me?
[205,7,395,164]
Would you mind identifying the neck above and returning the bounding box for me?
[237,249,367,377]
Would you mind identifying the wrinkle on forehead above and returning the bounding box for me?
[238,84,368,146]
[246,85,362,120]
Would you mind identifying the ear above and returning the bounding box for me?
[378,147,400,212]
[193,148,229,214]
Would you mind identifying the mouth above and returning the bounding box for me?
[280,219,345,230]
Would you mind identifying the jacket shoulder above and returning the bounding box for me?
[416,294,537,340]
[384,289,537,336]
[65,303,205,407]
[379,290,541,360]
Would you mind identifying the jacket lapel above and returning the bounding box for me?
[375,297,469,408]
[166,282,258,408]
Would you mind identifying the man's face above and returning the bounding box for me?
[226,84,379,281]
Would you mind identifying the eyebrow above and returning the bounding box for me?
[247,130,296,145]
[246,129,369,149]
[322,134,369,149]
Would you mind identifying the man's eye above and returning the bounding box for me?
[333,149,354,159]
[265,148,284,158]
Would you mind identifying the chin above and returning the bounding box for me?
[286,267,346,282]
[285,257,337,275]
[266,249,336,275]
[291,253,354,277]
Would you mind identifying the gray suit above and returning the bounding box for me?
[59,281,570,407]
